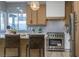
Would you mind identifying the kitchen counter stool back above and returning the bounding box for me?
[28,35,44,57]
[4,34,20,57]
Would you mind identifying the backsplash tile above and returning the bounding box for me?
[27,25,45,33]
[27,20,65,33]
[44,20,65,32]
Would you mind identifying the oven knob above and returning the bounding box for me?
[57,35,58,37]
[49,46,52,49]
[56,35,57,37]
[54,35,55,37]
[53,35,55,39]
[55,35,56,37]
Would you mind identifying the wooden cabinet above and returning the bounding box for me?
[65,1,73,25]
[45,51,70,57]
[46,1,65,19]
[27,5,46,25]
[73,1,79,57]
[38,5,46,25]
[27,6,37,25]
[75,23,79,57]
[27,5,32,25]
[73,2,79,23]
[31,11,37,25]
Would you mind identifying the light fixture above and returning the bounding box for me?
[30,1,40,11]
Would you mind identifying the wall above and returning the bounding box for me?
[46,1,65,17]
[44,20,65,32]
[27,20,65,33]
[27,25,45,33]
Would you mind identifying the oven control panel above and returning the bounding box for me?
[47,32,64,39]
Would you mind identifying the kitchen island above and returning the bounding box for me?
[0,33,46,57]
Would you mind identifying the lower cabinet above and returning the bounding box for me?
[75,23,79,57]
[45,51,70,57]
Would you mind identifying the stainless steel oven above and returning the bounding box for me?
[47,32,64,51]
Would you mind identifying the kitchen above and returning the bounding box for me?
[0,1,78,57]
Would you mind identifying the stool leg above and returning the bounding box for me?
[29,40,31,57]
[26,45,28,57]
[26,46,27,57]
[18,47,20,57]
[39,48,41,57]
[43,48,44,57]
[29,46,30,57]
[4,48,6,57]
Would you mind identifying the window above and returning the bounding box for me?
[8,13,27,32]
[0,11,6,33]
[0,11,6,37]
[0,12,27,37]
[0,2,27,38]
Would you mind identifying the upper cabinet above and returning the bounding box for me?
[27,5,46,25]
[73,2,79,23]
[73,1,79,57]
[38,5,46,25]
[46,1,65,19]
[65,1,73,25]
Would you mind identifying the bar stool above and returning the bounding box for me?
[4,34,20,57]
[28,35,44,57]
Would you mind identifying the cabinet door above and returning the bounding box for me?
[75,23,79,57]
[27,5,46,25]
[27,5,32,25]
[65,1,73,25]
[37,5,46,25]
[31,10,37,25]
[27,5,37,25]
[46,1,65,19]
[74,2,79,22]
[73,2,79,56]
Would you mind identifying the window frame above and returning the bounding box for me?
[8,12,27,32]
[0,11,6,33]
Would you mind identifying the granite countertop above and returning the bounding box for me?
[27,33,46,35]
[0,34,29,39]
[0,33,47,39]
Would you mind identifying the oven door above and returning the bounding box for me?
[49,39,62,47]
